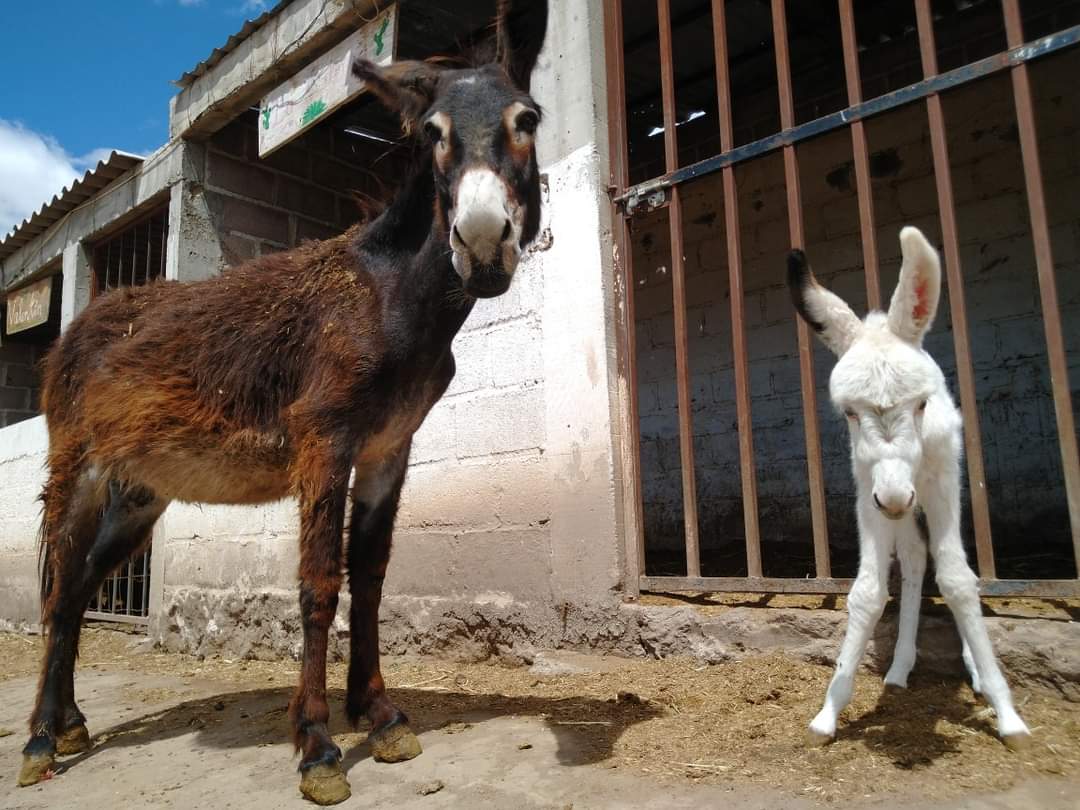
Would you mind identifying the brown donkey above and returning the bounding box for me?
[18,1,548,803]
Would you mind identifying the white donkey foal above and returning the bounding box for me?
[788,226,1030,750]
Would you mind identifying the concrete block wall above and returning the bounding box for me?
[0,417,48,629]
[631,53,1080,578]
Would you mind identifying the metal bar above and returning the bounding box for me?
[772,0,831,578]
[603,0,646,596]
[144,220,152,286]
[615,25,1080,207]
[110,567,118,614]
[658,0,701,576]
[640,576,1080,598]
[838,0,881,310]
[143,548,150,616]
[712,0,762,577]
[642,576,856,594]
[130,223,138,287]
[84,611,151,626]
[915,0,996,578]
[1002,1,1080,573]
[126,558,134,616]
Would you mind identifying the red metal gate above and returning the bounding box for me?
[605,0,1080,598]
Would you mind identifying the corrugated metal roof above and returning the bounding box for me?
[0,151,144,264]
[173,0,293,88]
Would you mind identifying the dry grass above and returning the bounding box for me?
[2,628,1078,804]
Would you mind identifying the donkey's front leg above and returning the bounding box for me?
[922,490,1030,749]
[809,504,894,745]
[290,442,352,806]
[884,518,927,689]
[346,446,421,763]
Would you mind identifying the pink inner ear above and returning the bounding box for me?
[913,278,929,322]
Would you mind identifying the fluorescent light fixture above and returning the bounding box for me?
[647,109,707,137]
[343,127,397,145]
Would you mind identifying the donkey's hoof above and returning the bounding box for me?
[299,762,351,805]
[805,728,834,748]
[369,720,422,763]
[1002,731,1032,752]
[56,725,91,756]
[17,753,55,787]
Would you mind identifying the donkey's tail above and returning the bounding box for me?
[37,493,54,624]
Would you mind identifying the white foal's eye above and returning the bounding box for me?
[844,408,857,420]
[917,400,928,413]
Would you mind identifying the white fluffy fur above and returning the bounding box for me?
[797,227,1031,748]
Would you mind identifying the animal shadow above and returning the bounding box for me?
[840,676,995,769]
[59,685,663,778]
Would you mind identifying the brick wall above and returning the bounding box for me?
[630,49,1080,579]
[203,111,407,264]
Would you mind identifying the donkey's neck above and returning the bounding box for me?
[356,162,474,359]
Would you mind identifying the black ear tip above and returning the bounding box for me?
[352,58,376,79]
[787,249,810,289]
[786,249,824,333]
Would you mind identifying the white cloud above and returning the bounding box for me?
[0,120,116,238]
[238,0,270,14]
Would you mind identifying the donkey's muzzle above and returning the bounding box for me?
[873,490,915,520]
[466,264,512,298]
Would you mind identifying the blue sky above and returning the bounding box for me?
[0,0,274,235]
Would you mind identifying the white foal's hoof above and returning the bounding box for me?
[806,728,834,747]
[806,714,836,747]
[999,714,1032,751]
[1002,730,1032,751]
[883,672,909,690]
[997,734,1032,756]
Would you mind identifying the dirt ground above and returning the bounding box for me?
[1,627,1078,809]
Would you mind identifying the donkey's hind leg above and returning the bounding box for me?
[20,478,165,787]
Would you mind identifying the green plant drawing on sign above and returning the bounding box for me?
[374,15,390,56]
[300,100,328,126]
[261,107,272,130]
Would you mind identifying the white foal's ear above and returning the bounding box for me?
[787,249,861,356]
[887,226,941,345]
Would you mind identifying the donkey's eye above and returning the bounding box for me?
[917,400,928,413]
[515,109,539,135]
[423,120,443,145]
[844,409,857,420]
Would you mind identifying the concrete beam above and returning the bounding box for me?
[169,0,381,141]
[1,142,185,293]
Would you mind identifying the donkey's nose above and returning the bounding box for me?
[873,491,915,520]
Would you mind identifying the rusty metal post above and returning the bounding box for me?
[712,0,762,578]
[1001,0,1080,572]
[657,0,701,576]
[603,0,647,595]
[914,0,996,578]
[838,0,882,310]
[771,0,831,578]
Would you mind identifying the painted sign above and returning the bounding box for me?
[6,275,52,335]
[258,4,399,157]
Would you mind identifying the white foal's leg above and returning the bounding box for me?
[923,489,1030,748]
[808,503,895,745]
[884,515,927,689]
[961,636,981,695]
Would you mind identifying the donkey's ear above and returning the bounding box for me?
[495,0,549,91]
[353,59,441,135]
[787,250,862,356]
[887,226,941,345]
